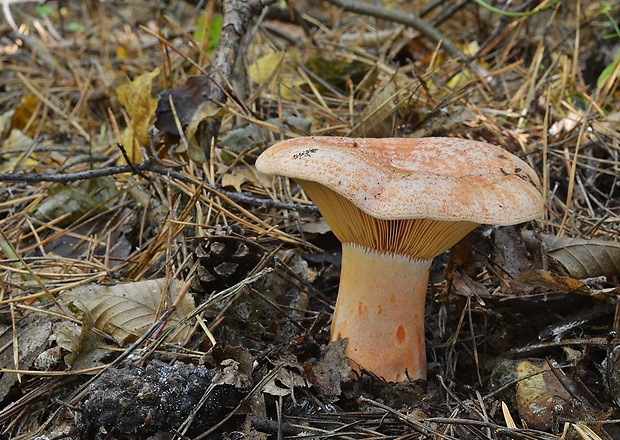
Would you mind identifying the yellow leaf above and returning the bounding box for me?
[0,129,39,172]
[115,45,129,60]
[248,50,305,100]
[117,68,160,162]
[9,94,40,138]
[221,166,272,192]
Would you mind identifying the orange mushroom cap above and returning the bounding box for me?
[256,136,543,225]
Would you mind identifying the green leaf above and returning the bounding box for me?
[597,46,620,88]
[193,13,222,54]
[35,4,54,16]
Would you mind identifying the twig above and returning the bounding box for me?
[359,395,459,440]
[198,0,277,150]
[1,0,44,32]
[0,161,319,214]
[324,0,467,62]
[324,0,495,82]
[116,143,151,183]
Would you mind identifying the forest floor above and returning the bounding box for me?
[1,0,620,439]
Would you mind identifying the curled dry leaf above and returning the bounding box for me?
[212,359,253,391]
[183,101,228,163]
[61,278,195,346]
[262,357,309,398]
[155,75,210,137]
[509,269,588,296]
[522,231,620,279]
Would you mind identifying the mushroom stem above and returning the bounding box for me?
[331,243,431,382]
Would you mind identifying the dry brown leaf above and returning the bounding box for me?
[0,129,39,172]
[211,359,252,391]
[262,368,309,397]
[304,339,351,401]
[155,76,210,136]
[262,357,309,397]
[61,278,194,345]
[522,231,620,279]
[493,227,532,279]
[510,269,588,296]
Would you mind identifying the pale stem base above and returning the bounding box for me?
[330,243,432,381]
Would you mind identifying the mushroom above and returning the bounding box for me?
[256,137,543,381]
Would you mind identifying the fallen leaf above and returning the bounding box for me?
[492,226,532,279]
[212,359,252,391]
[34,176,119,224]
[304,339,351,401]
[509,269,588,296]
[53,301,110,370]
[0,129,39,172]
[522,231,620,279]
[61,278,195,345]
[262,357,309,398]
[8,94,40,137]
[221,165,272,192]
[515,359,583,430]
[155,75,210,136]
[263,367,309,397]
[304,51,373,94]
[248,50,305,100]
[351,79,402,137]
[117,68,160,162]
[452,272,489,300]
[183,101,228,163]
[300,218,332,235]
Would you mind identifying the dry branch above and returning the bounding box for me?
[0,161,318,213]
